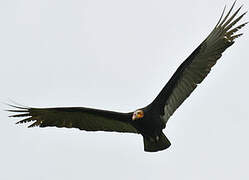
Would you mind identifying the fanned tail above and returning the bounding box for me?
[143,132,171,152]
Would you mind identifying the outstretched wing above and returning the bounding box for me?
[8,104,138,133]
[152,2,247,124]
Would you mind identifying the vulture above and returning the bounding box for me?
[8,2,247,152]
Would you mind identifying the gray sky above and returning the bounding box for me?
[0,0,249,179]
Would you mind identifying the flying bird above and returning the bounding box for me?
[8,2,247,152]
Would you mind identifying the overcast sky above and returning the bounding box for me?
[0,0,249,180]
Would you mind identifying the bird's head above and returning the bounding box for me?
[132,109,144,121]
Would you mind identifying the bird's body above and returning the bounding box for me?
[132,105,171,152]
[8,2,247,152]
[134,107,162,132]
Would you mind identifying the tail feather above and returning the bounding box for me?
[143,133,171,152]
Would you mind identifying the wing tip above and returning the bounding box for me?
[216,1,246,28]
[6,102,36,127]
[211,1,247,43]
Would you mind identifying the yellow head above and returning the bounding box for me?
[132,110,144,121]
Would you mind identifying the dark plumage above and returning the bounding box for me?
[8,2,247,152]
